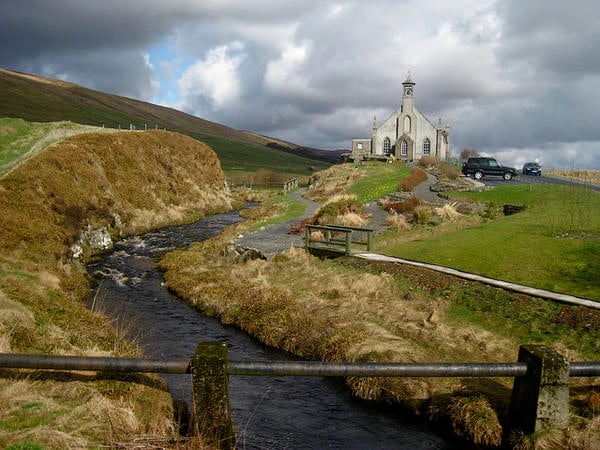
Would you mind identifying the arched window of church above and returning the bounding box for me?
[383,137,391,155]
[403,116,411,133]
[401,140,408,156]
[423,138,431,155]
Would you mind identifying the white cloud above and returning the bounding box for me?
[178,42,246,112]
[264,39,315,98]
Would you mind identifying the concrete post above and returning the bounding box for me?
[191,341,235,450]
[508,344,570,434]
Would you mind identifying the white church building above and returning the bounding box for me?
[351,74,450,162]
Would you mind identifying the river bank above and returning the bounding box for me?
[90,210,451,449]
[0,130,234,448]
[159,198,512,447]
[160,183,599,449]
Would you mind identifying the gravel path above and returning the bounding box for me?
[233,189,320,259]
[234,175,445,259]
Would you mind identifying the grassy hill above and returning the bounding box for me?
[0,67,339,175]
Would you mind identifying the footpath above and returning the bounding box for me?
[233,174,445,258]
[233,189,320,259]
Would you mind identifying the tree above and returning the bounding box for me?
[460,149,479,160]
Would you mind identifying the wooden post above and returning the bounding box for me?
[305,226,310,250]
[508,344,570,434]
[366,230,372,251]
[191,341,235,449]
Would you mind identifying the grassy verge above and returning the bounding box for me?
[0,118,116,178]
[347,162,411,202]
[305,161,410,202]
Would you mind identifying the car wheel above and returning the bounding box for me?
[474,171,483,180]
[503,172,513,180]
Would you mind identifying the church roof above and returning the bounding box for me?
[403,72,414,84]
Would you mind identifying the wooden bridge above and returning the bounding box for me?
[304,224,373,257]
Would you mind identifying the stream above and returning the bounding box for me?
[87,211,452,449]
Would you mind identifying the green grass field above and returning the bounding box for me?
[378,183,600,300]
[190,133,330,177]
[348,162,411,202]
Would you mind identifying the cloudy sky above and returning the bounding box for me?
[2,0,600,169]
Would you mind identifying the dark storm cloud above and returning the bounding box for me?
[1,0,599,168]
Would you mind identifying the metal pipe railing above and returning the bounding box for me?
[227,361,529,377]
[0,353,191,373]
[1,353,598,378]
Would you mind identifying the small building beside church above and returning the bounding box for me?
[352,74,450,162]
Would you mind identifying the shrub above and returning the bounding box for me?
[384,195,422,214]
[418,155,440,169]
[398,167,428,192]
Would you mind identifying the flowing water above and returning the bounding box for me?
[87,212,452,449]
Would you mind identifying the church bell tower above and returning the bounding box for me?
[402,72,415,112]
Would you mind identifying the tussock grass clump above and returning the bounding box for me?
[434,203,462,221]
[315,194,367,226]
[428,395,503,447]
[386,213,411,232]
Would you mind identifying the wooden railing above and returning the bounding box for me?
[304,224,373,256]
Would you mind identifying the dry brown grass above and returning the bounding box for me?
[0,130,232,448]
[398,166,428,191]
[386,212,412,232]
[305,164,370,201]
[434,203,462,221]
[160,221,518,420]
[545,168,600,185]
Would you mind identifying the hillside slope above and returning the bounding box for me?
[0,130,231,448]
[0,67,343,163]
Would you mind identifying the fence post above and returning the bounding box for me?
[508,344,570,434]
[345,231,351,255]
[191,341,235,450]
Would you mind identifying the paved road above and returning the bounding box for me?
[481,174,600,192]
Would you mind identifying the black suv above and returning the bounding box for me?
[522,162,542,176]
[461,157,517,181]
